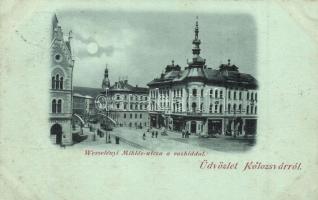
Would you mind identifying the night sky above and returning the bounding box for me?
[57,10,257,88]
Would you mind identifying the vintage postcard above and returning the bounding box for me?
[0,0,317,200]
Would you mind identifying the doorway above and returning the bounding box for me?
[50,123,62,144]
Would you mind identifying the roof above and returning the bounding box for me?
[147,64,258,89]
[108,80,148,94]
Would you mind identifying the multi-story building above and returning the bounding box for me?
[73,93,94,118]
[147,18,258,137]
[101,68,149,128]
[49,15,74,145]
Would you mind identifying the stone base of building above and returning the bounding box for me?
[49,118,73,145]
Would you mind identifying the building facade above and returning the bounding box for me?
[49,15,74,145]
[101,68,149,128]
[147,18,258,137]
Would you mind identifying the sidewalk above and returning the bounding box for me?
[110,127,209,151]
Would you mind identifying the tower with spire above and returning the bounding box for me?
[188,16,206,69]
[102,65,111,90]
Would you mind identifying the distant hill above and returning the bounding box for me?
[73,86,104,98]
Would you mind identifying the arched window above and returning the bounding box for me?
[55,74,60,90]
[60,77,63,89]
[192,102,196,112]
[228,104,231,113]
[209,104,213,113]
[192,89,197,97]
[52,99,56,113]
[215,90,218,99]
[57,99,62,113]
[51,77,55,89]
[219,104,223,113]
[214,104,218,113]
[246,105,249,114]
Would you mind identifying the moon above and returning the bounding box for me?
[87,42,98,54]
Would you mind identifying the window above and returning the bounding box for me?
[246,105,249,114]
[124,113,126,118]
[214,104,218,113]
[251,106,254,114]
[124,104,127,109]
[52,99,56,113]
[56,74,60,89]
[255,93,257,101]
[140,114,142,118]
[116,104,120,109]
[140,104,142,110]
[247,92,250,100]
[135,114,137,118]
[192,89,197,97]
[233,104,236,113]
[60,77,63,89]
[220,91,223,99]
[135,104,138,110]
[239,91,242,100]
[209,104,213,113]
[57,100,62,113]
[239,104,242,113]
[228,104,231,113]
[234,91,236,100]
[219,104,223,113]
[251,92,254,100]
[52,74,64,90]
[192,102,196,112]
[228,90,231,99]
[51,77,55,89]
[130,114,132,118]
[116,95,120,100]
[255,106,257,114]
[145,97,148,101]
[215,90,218,99]
[210,89,213,97]
[130,104,133,110]
[201,89,203,97]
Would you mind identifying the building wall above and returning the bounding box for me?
[49,19,73,145]
[149,83,258,136]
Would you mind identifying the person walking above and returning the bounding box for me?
[143,133,146,140]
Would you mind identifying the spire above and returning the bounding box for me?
[104,64,108,78]
[192,16,201,56]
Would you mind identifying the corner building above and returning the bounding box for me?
[49,15,74,145]
[147,19,258,137]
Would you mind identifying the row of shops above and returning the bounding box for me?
[149,113,257,137]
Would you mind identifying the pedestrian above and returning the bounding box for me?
[155,131,158,138]
[143,133,146,140]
